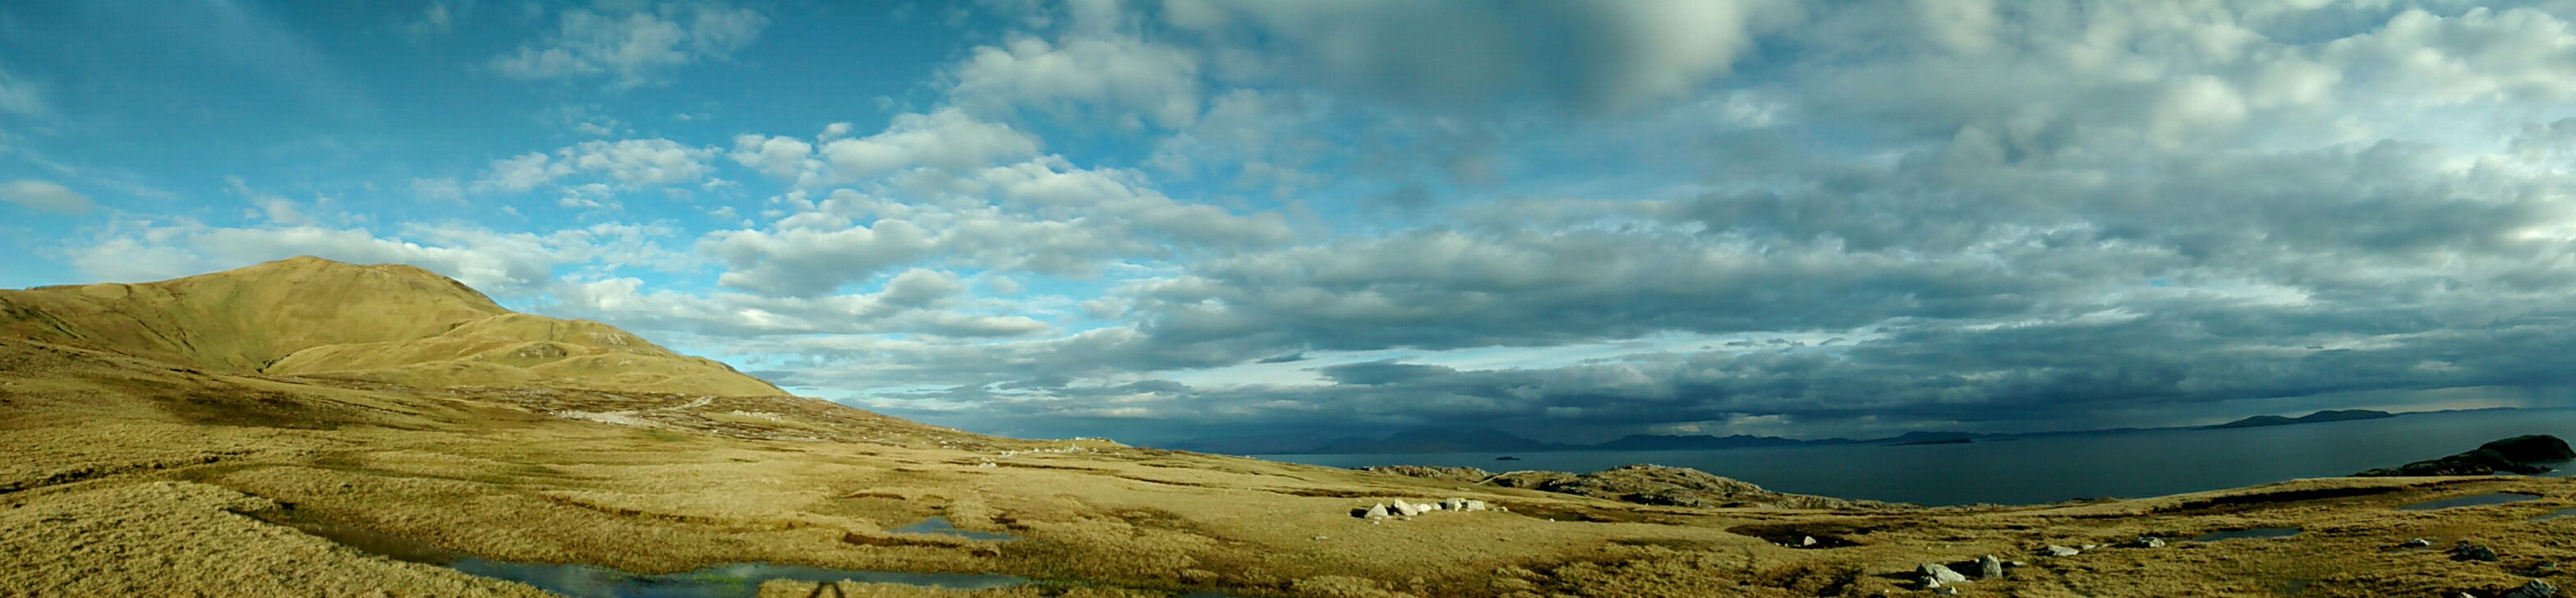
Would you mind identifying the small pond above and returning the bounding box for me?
[2191,527,2301,542]
[2398,492,2543,511]
[275,517,1026,598]
[891,517,1021,541]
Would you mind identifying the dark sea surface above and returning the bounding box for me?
[1258,407,2576,507]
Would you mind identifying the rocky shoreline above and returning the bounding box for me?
[1358,463,1900,510]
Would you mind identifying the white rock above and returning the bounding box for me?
[1801,536,1817,546]
[1445,498,1468,511]
[1364,504,1389,518]
[1916,564,1968,584]
[2043,545,2080,557]
[1465,499,1488,511]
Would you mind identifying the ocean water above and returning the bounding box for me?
[1260,407,2576,506]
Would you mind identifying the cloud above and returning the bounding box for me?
[0,67,48,117]
[471,138,716,194]
[411,177,465,203]
[1158,0,1796,112]
[492,2,769,88]
[69,219,688,297]
[702,159,1293,297]
[0,180,92,214]
[949,34,1203,128]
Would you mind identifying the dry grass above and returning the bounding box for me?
[7,259,2575,597]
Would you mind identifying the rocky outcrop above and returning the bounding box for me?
[2501,579,2558,598]
[1354,497,1488,518]
[2356,435,2575,476]
[1484,465,1898,510]
[1355,465,1494,481]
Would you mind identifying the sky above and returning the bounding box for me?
[8,0,2576,444]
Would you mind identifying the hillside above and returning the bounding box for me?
[0,256,781,397]
[4,259,2574,598]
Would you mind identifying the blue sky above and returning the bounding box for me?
[10,0,2576,444]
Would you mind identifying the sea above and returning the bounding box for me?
[1258,407,2576,507]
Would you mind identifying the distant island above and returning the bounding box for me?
[2204,409,2394,429]
[1166,407,2474,455]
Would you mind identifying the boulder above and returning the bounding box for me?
[2043,545,2080,557]
[2504,579,2560,598]
[2128,536,2166,549]
[1976,555,2003,579]
[1801,536,1818,547]
[1464,499,1488,511]
[2459,544,2501,562]
[1392,499,1419,516]
[1364,504,1389,518]
[1444,498,1468,511]
[2485,435,2576,463]
[1917,564,1968,584]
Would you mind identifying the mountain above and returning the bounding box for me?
[2206,409,2394,429]
[0,256,783,397]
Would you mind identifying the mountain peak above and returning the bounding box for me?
[0,258,783,397]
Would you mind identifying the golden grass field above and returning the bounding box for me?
[5,258,2574,597]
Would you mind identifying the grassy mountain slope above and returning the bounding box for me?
[0,256,781,396]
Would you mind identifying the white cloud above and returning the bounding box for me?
[0,180,92,214]
[565,139,715,187]
[473,152,571,193]
[949,34,1203,128]
[411,177,465,203]
[492,2,769,88]
[0,67,47,117]
[821,109,1045,181]
[70,219,688,297]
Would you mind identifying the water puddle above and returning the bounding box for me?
[2192,527,2301,542]
[2532,507,2576,521]
[2399,492,2542,511]
[267,514,1025,598]
[891,517,1020,541]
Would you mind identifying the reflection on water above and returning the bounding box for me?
[2398,492,2542,511]
[2192,527,2301,542]
[268,514,1026,598]
[891,517,1020,541]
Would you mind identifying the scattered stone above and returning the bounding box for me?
[1917,564,1968,585]
[2503,579,2560,598]
[2457,543,2500,562]
[1932,587,1957,596]
[1465,499,1488,511]
[2008,561,2026,568]
[2402,538,2436,549]
[1392,499,1414,516]
[1364,504,1389,518]
[2128,536,2166,549]
[2082,544,2100,550]
[1917,575,1942,590]
[2043,545,2081,557]
[1801,536,1818,547]
[1444,498,1468,511]
[1976,555,2003,579]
